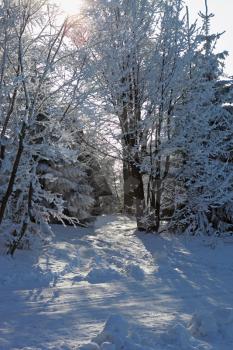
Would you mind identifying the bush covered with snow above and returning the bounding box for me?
[85,267,123,284]
[79,343,100,350]
[93,314,128,348]
[161,323,208,350]
[189,308,233,339]
[81,309,233,350]
[80,315,155,350]
[125,263,145,281]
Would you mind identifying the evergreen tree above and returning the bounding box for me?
[169,0,233,235]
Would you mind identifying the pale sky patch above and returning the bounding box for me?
[55,0,83,16]
[185,0,233,75]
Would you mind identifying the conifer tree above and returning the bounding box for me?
[169,0,233,235]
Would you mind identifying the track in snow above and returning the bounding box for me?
[0,215,233,350]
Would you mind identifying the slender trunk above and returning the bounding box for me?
[0,87,19,160]
[7,182,33,256]
[0,122,27,224]
[155,159,162,231]
[131,161,145,230]
[123,159,134,213]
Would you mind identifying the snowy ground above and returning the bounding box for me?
[0,215,233,350]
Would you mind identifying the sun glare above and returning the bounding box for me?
[56,0,83,16]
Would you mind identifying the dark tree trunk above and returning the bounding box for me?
[131,162,145,230]
[0,122,27,224]
[123,160,134,214]
[7,182,33,256]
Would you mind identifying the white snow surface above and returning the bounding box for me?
[0,215,233,350]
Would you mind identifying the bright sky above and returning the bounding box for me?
[55,0,83,16]
[55,0,232,74]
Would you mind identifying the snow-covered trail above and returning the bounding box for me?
[0,215,233,350]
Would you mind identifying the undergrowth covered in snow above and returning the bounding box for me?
[80,308,233,350]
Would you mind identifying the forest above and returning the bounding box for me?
[0,1,233,349]
[0,0,232,251]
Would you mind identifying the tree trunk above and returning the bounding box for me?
[7,182,33,256]
[131,162,145,230]
[0,122,27,224]
[123,160,134,214]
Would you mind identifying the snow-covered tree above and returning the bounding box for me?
[139,0,196,231]
[168,0,233,235]
[0,0,94,253]
[82,0,233,234]
[83,0,165,229]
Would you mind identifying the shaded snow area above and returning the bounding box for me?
[0,215,233,350]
